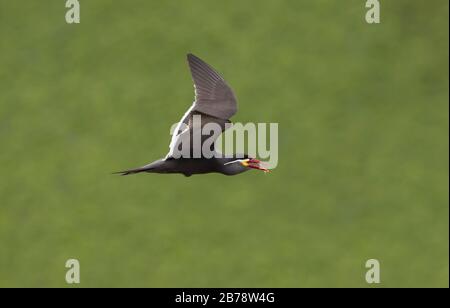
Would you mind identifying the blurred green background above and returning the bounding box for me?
[0,0,448,288]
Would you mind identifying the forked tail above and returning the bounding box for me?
[113,166,150,176]
[113,160,164,176]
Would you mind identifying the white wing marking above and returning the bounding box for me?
[165,102,195,160]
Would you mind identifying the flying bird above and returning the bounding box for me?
[116,54,269,177]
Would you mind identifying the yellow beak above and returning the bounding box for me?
[240,159,250,167]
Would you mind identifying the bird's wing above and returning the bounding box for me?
[165,54,237,159]
[187,53,237,120]
[166,102,195,159]
[166,110,230,159]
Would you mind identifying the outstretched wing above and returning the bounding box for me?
[166,54,238,159]
[187,53,237,120]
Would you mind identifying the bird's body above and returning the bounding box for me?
[119,156,251,177]
[116,54,269,177]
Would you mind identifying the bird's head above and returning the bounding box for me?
[224,158,270,173]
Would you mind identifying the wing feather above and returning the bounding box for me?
[165,54,238,159]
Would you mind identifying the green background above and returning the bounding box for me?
[0,0,448,288]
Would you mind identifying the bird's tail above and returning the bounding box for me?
[113,160,163,176]
[113,166,153,176]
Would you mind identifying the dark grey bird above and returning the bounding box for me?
[116,54,269,177]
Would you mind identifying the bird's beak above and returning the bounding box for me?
[241,159,270,173]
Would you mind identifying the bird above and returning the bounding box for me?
[115,53,269,177]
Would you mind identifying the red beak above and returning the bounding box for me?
[247,159,270,173]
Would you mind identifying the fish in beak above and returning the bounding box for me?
[224,158,270,173]
[241,158,270,173]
